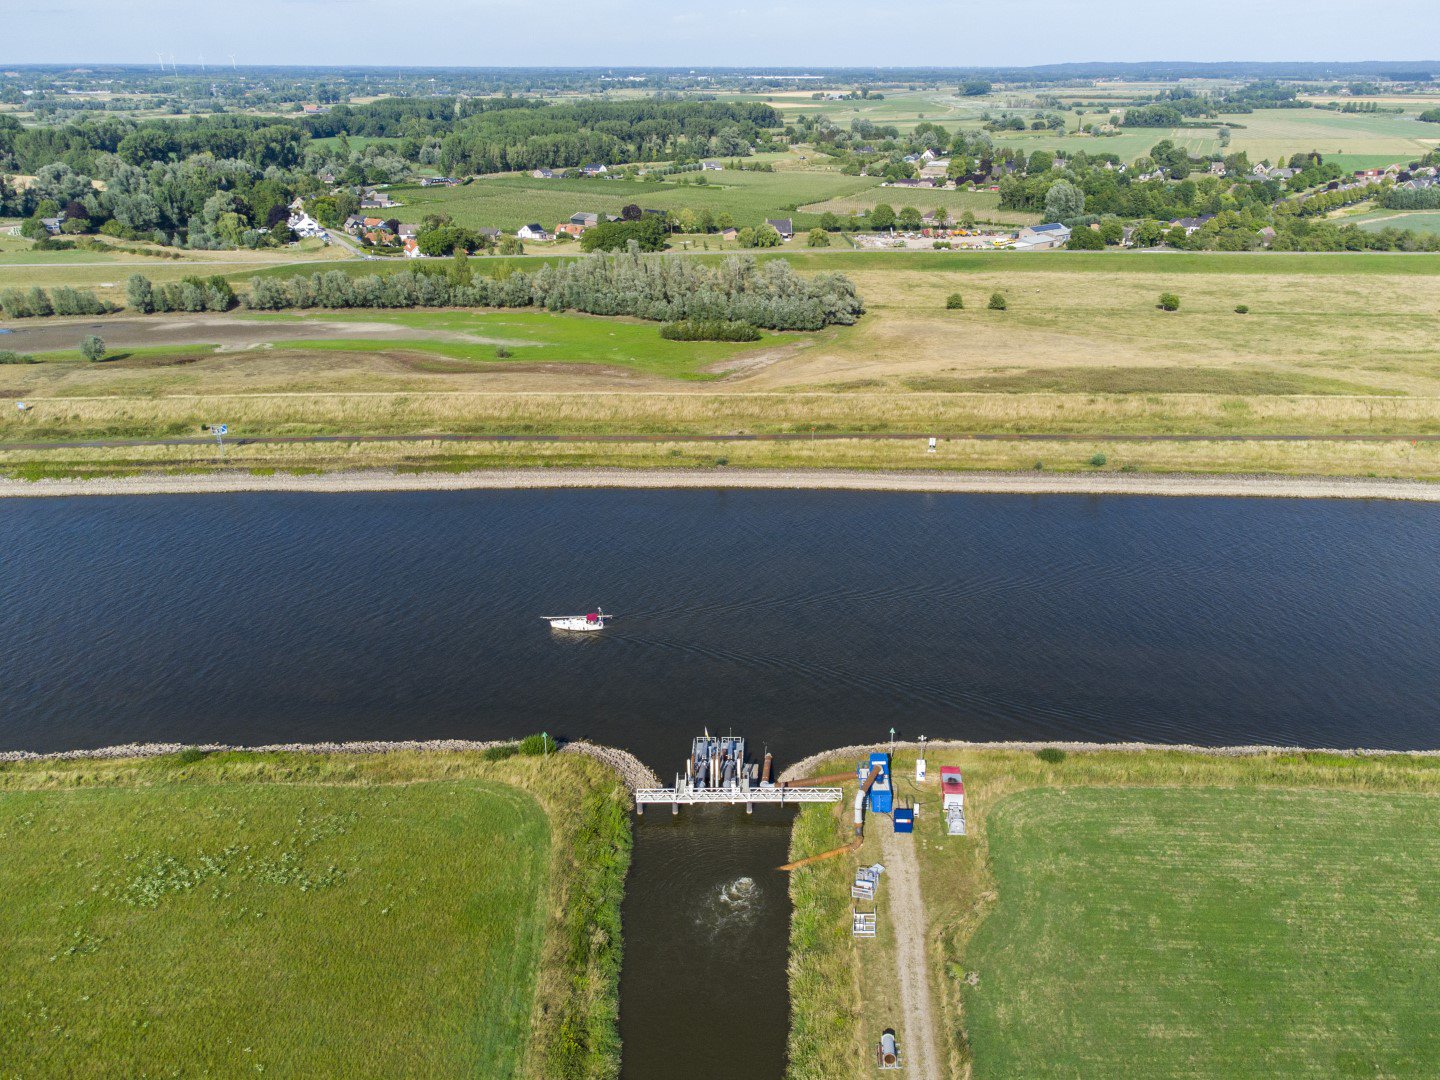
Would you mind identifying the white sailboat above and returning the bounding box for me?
[543,608,608,632]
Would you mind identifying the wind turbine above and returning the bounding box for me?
[198,53,206,72]
[156,51,165,72]
[228,53,237,71]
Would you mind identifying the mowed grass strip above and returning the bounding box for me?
[0,750,631,1080]
[964,786,1440,1078]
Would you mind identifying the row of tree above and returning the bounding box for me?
[0,285,115,318]
[125,274,237,313]
[232,250,862,331]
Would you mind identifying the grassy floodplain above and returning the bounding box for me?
[784,747,1440,1080]
[0,747,631,1079]
[2,251,1440,482]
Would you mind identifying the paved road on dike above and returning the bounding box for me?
[4,431,1440,451]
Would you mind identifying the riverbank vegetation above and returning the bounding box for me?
[236,252,863,331]
[784,746,1440,1078]
[0,746,631,1079]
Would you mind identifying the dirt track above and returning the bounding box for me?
[4,466,1440,501]
[880,825,941,1080]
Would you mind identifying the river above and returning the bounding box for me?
[5,488,1440,1077]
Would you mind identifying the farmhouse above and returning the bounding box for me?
[555,222,586,238]
[286,211,327,239]
[517,223,550,241]
[360,190,399,209]
[343,215,366,234]
[532,168,556,179]
[419,177,457,187]
[581,163,609,176]
[1013,222,1072,250]
[569,212,600,227]
[1169,214,1216,235]
[403,238,422,258]
[701,160,723,171]
[765,217,795,239]
[721,227,739,240]
[397,223,419,240]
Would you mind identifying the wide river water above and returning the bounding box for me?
[5,488,1440,1077]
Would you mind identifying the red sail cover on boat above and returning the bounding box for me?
[587,613,599,623]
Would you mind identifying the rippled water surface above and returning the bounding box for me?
[619,807,793,1080]
[5,488,1440,1078]
[5,489,1439,761]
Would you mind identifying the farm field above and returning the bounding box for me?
[0,748,631,1080]
[784,746,1440,1080]
[796,186,1039,226]
[719,88,988,133]
[1349,209,1440,235]
[387,168,880,231]
[966,786,1440,1077]
[987,108,1439,166]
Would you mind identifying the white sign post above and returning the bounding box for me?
[917,734,927,782]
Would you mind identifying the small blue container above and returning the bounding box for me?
[893,806,914,833]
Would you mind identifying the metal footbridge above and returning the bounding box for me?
[636,732,843,814]
[635,782,844,813]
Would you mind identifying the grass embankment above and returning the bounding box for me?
[0,747,631,1079]
[785,747,1440,1079]
[8,433,1440,485]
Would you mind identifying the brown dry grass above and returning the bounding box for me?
[4,435,1440,485]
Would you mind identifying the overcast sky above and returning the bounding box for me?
[6,0,1440,68]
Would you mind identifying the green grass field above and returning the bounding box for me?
[1349,209,1440,236]
[983,108,1439,166]
[796,186,1038,226]
[965,786,1440,1077]
[387,169,880,231]
[248,308,791,377]
[0,749,631,1080]
[784,747,1440,1080]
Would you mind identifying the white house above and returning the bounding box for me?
[286,211,327,239]
[517,223,550,241]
